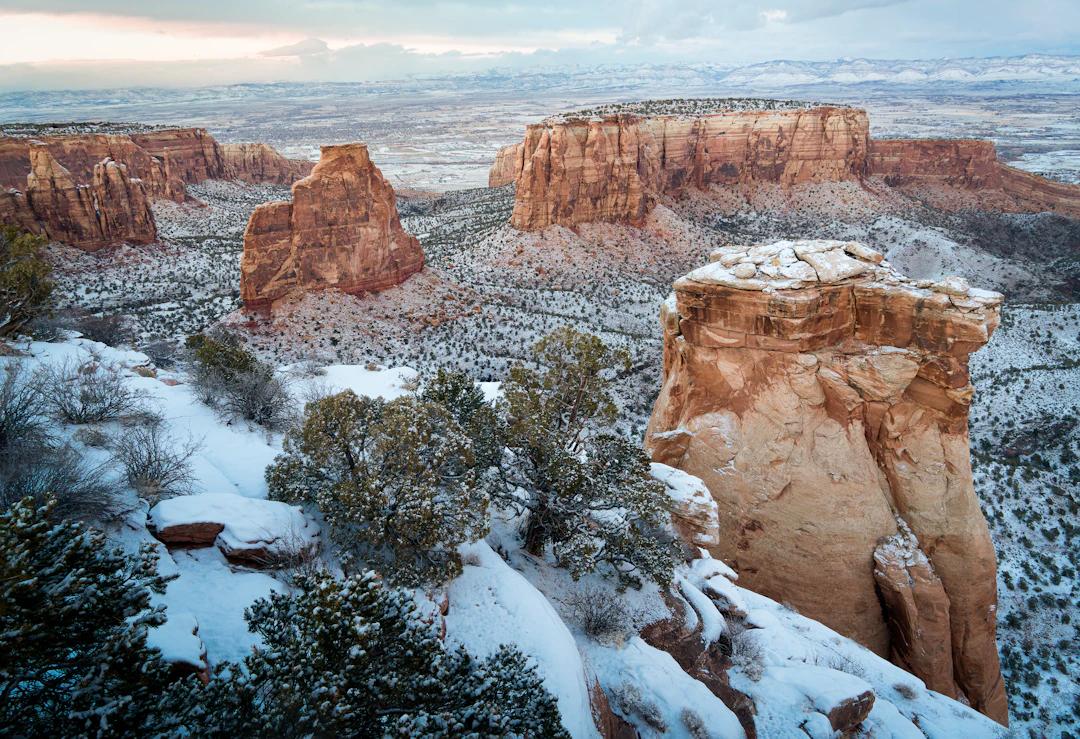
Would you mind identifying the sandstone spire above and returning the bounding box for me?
[646,240,1008,725]
[239,143,424,310]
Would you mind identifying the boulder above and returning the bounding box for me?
[148,493,317,566]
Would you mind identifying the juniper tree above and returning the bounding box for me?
[267,391,488,584]
[502,327,677,589]
[0,226,53,338]
[0,497,174,737]
[164,571,569,738]
[420,367,506,470]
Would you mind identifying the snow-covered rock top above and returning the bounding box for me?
[679,239,1005,306]
[543,97,831,123]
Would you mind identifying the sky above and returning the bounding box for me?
[0,0,1077,90]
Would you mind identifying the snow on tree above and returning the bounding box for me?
[0,497,175,737]
[166,571,569,738]
[267,390,489,584]
[501,327,678,589]
[420,367,506,471]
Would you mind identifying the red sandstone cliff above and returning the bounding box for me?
[497,107,1080,228]
[2,144,157,250]
[489,142,524,188]
[645,240,1008,725]
[240,143,424,309]
[0,128,312,249]
[222,143,314,185]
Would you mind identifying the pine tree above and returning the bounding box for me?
[267,391,489,584]
[0,497,175,738]
[165,572,569,738]
[502,328,678,589]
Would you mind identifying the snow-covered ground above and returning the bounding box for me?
[2,334,1010,737]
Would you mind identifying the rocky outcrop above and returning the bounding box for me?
[222,143,314,185]
[645,240,1008,725]
[0,128,312,249]
[4,144,157,250]
[489,142,524,188]
[240,144,424,309]
[874,521,958,699]
[498,106,1080,228]
[508,107,868,229]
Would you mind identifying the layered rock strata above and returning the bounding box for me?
[498,106,1080,229]
[0,128,311,248]
[240,143,424,309]
[488,142,524,188]
[221,142,314,185]
[645,239,1008,725]
[1,145,157,250]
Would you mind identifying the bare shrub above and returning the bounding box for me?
[609,683,667,733]
[893,682,918,701]
[728,621,765,682]
[560,582,633,644]
[0,443,113,520]
[187,331,293,431]
[680,708,709,739]
[42,360,143,424]
[74,313,135,347]
[110,424,200,503]
[0,363,49,452]
[139,340,182,370]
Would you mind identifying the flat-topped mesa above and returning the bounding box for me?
[646,240,1008,726]
[240,143,424,310]
[0,127,312,249]
[498,103,1080,229]
[509,106,869,229]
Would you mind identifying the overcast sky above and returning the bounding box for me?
[0,0,1077,90]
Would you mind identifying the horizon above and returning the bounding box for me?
[1,0,1078,92]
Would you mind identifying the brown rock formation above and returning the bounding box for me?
[6,144,157,250]
[645,239,1008,725]
[0,128,311,249]
[240,143,424,309]
[508,107,868,229]
[489,142,524,187]
[874,521,959,699]
[222,142,314,185]
[498,106,1080,228]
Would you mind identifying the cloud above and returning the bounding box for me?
[619,0,910,41]
[260,37,329,57]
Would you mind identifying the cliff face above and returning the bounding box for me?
[489,142,524,188]
[499,107,1080,228]
[0,128,312,249]
[6,144,157,250]
[509,107,869,229]
[221,143,314,185]
[645,240,1008,725]
[240,143,424,309]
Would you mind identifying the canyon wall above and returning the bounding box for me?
[221,143,314,185]
[499,107,1080,228]
[645,240,1008,725]
[489,142,524,188]
[509,107,869,229]
[240,143,424,309]
[1,144,156,250]
[1,128,312,248]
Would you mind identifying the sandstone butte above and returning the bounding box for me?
[492,106,1080,229]
[0,128,312,250]
[239,143,424,310]
[645,239,1009,725]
